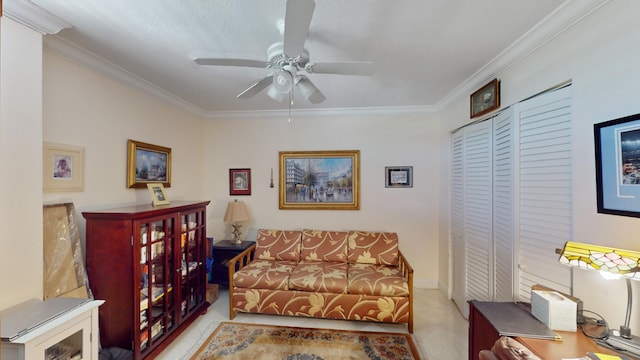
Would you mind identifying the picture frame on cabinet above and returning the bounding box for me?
[229,168,251,195]
[279,150,360,210]
[470,79,500,118]
[127,139,171,188]
[43,142,84,192]
[385,166,413,188]
[147,183,170,206]
[594,113,640,217]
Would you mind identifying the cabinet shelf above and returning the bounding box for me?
[84,200,210,360]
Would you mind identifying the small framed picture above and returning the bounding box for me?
[385,166,413,188]
[229,168,251,196]
[147,183,170,206]
[43,142,84,192]
[470,78,500,118]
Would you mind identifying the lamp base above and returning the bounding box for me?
[599,332,640,357]
[230,224,242,245]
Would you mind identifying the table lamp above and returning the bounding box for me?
[556,241,640,356]
[223,200,249,244]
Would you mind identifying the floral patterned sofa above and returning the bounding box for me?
[227,229,414,333]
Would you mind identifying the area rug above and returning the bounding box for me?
[190,322,421,360]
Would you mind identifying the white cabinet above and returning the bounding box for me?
[1,298,103,360]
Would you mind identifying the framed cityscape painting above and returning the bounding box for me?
[279,150,360,210]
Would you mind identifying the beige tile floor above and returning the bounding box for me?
[156,288,469,360]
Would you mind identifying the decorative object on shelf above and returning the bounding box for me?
[224,200,250,244]
[146,183,170,206]
[43,142,84,192]
[470,78,500,118]
[385,166,413,188]
[279,150,360,210]
[594,113,640,218]
[127,139,171,188]
[557,241,640,357]
[229,168,251,195]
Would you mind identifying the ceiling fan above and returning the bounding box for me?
[194,0,373,104]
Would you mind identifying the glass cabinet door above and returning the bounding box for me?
[138,217,175,355]
[179,210,206,319]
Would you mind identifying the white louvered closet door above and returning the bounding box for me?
[492,110,515,302]
[450,84,572,317]
[451,111,514,317]
[463,119,494,304]
[451,130,466,313]
[516,86,573,300]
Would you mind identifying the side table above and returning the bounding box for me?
[210,240,254,286]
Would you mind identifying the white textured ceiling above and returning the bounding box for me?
[22,0,572,116]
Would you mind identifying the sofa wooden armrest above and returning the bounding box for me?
[398,250,414,333]
[226,243,256,319]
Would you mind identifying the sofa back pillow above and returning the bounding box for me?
[300,230,348,263]
[254,229,302,262]
[347,231,399,266]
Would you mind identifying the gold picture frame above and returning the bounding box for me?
[127,139,171,188]
[43,142,84,192]
[147,183,170,206]
[470,78,500,118]
[279,150,360,210]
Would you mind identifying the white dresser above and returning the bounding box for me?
[1,298,104,360]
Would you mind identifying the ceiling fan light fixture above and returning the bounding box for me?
[267,85,286,102]
[295,76,326,104]
[272,70,293,93]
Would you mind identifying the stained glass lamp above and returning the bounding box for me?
[557,241,640,356]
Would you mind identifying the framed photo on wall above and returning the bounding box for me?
[385,166,413,188]
[595,113,640,217]
[279,150,360,210]
[470,78,500,118]
[229,168,251,195]
[43,142,84,192]
[127,139,171,188]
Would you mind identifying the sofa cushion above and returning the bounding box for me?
[233,260,297,291]
[300,230,348,263]
[254,229,302,262]
[347,231,399,266]
[288,261,348,294]
[347,263,409,297]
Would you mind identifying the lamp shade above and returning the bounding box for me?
[557,241,640,280]
[223,200,249,223]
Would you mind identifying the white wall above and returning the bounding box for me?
[203,113,440,288]
[0,17,45,309]
[438,0,640,331]
[42,50,207,246]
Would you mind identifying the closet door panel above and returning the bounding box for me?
[516,86,573,300]
[492,110,515,302]
[451,130,467,314]
[463,120,493,302]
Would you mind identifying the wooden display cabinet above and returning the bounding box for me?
[83,200,210,359]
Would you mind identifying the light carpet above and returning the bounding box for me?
[190,322,421,360]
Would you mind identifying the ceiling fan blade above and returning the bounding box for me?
[283,0,315,58]
[194,58,271,68]
[308,62,374,76]
[237,75,274,99]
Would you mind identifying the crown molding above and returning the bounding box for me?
[436,0,610,111]
[4,0,70,34]
[204,105,437,120]
[44,36,209,118]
